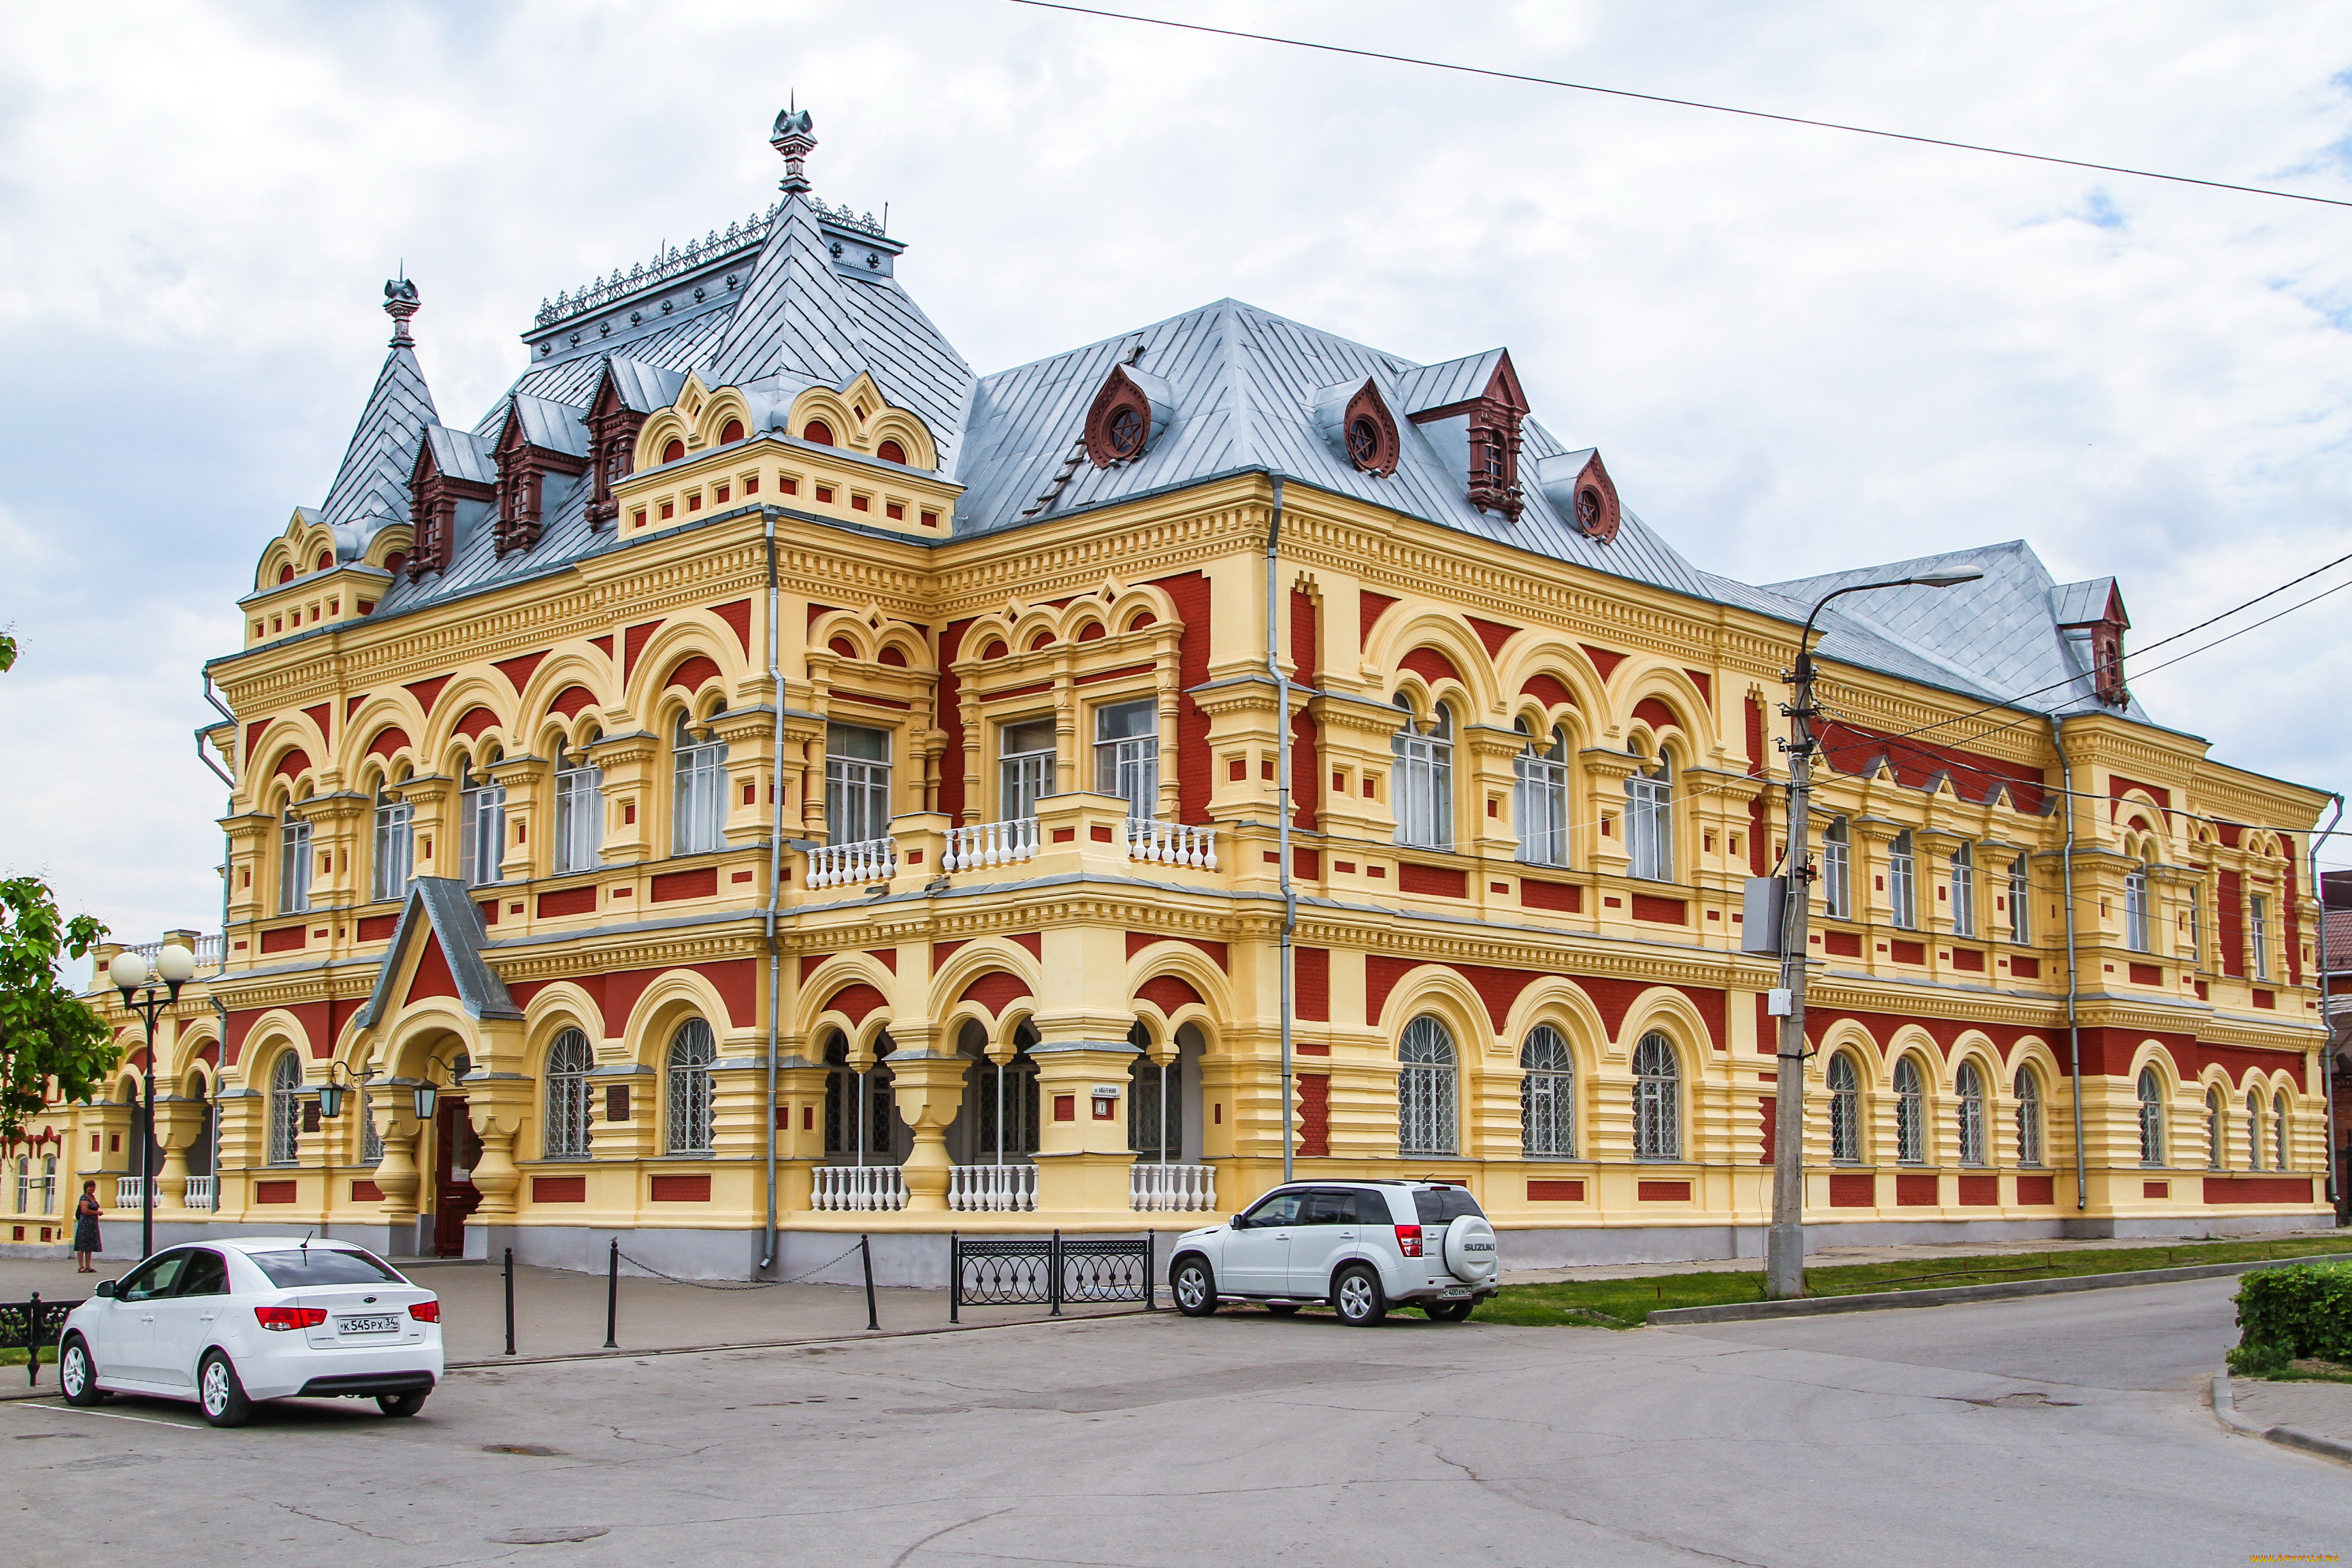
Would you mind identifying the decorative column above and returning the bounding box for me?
[885,1041,969,1213]
[711,706,777,848]
[395,774,457,879]
[1025,902,1142,1216]
[151,1095,203,1209]
[1580,749,1639,881]
[220,812,276,930]
[372,1102,425,1251]
[491,753,551,883]
[587,730,659,865]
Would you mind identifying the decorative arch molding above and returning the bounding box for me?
[519,981,609,1056]
[1495,976,1612,1066]
[617,969,736,1070]
[621,617,748,719]
[1375,965,1499,1056]
[1615,988,1712,1065]
[1367,612,1502,719]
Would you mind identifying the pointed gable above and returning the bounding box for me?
[352,878,521,1032]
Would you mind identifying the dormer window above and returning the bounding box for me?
[803,421,834,446]
[719,419,745,444]
[1401,348,1528,519]
[1082,364,1171,468]
[877,439,906,466]
[662,438,686,463]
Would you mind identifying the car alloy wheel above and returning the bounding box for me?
[1333,1264,1386,1326]
[59,1337,103,1407]
[198,1350,252,1428]
[1172,1258,1218,1317]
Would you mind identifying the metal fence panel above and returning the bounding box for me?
[950,1232,1155,1321]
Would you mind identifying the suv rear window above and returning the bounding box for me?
[246,1247,406,1288]
[1413,1188,1486,1225]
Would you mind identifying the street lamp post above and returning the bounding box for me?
[108,944,199,1262]
[1767,567,1982,1301]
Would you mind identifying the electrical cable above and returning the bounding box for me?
[1009,1,2352,210]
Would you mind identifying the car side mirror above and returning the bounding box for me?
[1229,1213,1247,1230]
[93,1280,116,1299]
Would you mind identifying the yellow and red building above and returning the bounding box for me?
[22,108,2334,1276]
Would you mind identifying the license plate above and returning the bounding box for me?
[337,1315,399,1335]
[1435,1288,1469,1301]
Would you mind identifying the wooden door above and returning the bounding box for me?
[432,1098,481,1257]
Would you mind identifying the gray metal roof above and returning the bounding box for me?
[316,339,437,540]
[421,422,497,487]
[2048,576,2119,627]
[1391,348,1506,414]
[510,393,590,458]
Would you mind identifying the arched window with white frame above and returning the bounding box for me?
[1828,1051,1863,1164]
[1093,700,1160,823]
[1955,1060,1987,1166]
[2137,1066,2165,1167]
[1633,1033,1680,1160]
[2124,866,2150,953]
[544,1029,593,1159]
[265,1051,302,1166]
[672,712,728,855]
[664,1017,717,1154]
[1893,1056,1926,1164]
[826,722,892,845]
[1625,749,1672,881]
[1514,719,1571,867]
[2015,1067,2043,1166]
[998,715,1055,823]
[553,742,604,873]
[1392,698,1454,851]
[1398,1016,1457,1156]
[1519,1025,1574,1157]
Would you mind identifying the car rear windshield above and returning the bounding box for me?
[1413,1188,1486,1225]
[246,1247,406,1288]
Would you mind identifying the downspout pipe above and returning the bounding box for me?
[2051,717,2088,1212]
[761,511,784,1273]
[1266,477,1294,1185]
[2310,795,2345,1214]
[203,672,234,979]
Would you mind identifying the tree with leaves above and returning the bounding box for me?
[0,879,116,1143]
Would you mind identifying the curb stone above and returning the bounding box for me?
[2210,1365,2352,1466]
[1646,1252,2352,1326]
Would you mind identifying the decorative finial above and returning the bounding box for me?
[770,103,817,194]
[383,277,421,346]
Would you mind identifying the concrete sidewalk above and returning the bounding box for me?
[1499,1228,2342,1286]
[2230,1377,2352,1450]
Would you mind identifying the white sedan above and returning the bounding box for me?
[56,1237,442,1426]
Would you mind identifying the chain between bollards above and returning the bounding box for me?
[604,1237,619,1348]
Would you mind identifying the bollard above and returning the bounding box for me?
[604,1237,619,1349]
[947,1231,958,1325]
[25,1291,40,1387]
[1049,1229,1062,1317]
[861,1234,879,1332]
[502,1247,516,1356]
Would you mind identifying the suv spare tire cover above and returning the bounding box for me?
[1443,1215,1499,1284]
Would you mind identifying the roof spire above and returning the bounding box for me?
[383,277,421,346]
[770,102,817,194]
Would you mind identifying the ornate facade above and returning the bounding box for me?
[23,109,2332,1277]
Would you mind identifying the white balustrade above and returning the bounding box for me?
[806,836,898,890]
[949,1163,1038,1212]
[114,1177,145,1209]
[183,1176,216,1211]
[810,1164,907,1211]
[1124,819,1218,869]
[943,817,1040,872]
[1130,1162,1217,1212]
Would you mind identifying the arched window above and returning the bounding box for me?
[1397,1016,1457,1157]
[876,438,907,466]
[265,1051,302,1166]
[2015,1068,2043,1167]
[1888,831,1917,929]
[2124,866,2150,953]
[372,784,412,902]
[1514,719,1571,867]
[1625,750,1672,881]
[1955,1060,1987,1166]
[2251,894,2272,980]
[719,418,745,444]
[802,421,834,446]
[672,712,728,855]
[664,1018,717,1154]
[2247,1088,2265,1169]
[459,749,507,887]
[1519,1025,1574,1157]
[278,808,313,914]
[1950,844,1978,938]
[1828,1051,1863,1164]
[1893,1056,1926,1164]
[2137,1067,2165,1167]
[2206,1087,2226,1169]
[544,1029,593,1159]
[660,437,685,463]
[1821,817,1851,920]
[2274,1093,2291,1171]
[1633,1034,1680,1160]
[554,742,604,873]
[1392,698,1454,851]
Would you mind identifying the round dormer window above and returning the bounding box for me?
[1348,416,1382,467]
[1108,406,1144,458]
[1575,488,1602,530]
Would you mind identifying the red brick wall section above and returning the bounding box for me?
[1137,975,1205,1015]
[532,1176,586,1203]
[2283,847,2303,987]
[1815,719,2046,813]
[537,887,598,918]
[937,619,972,821]
[2016,1174,2055,1205]
[1521,673,1576,710]
[1957,1175,1997,1206]
[1825,930,1863,958]
[1149,572,1213,823]
[2204,1177,2315,1204]
[260,925,306,955]
[1759,1095,1774,1164]
[622,619,662,683]
[1400,647,1463,687]
[366,725,412,760]
[649,1174,710,1202]
[1631,697,1679,734]
[404,674,451,716]
[1895,1173,1938,1206]
[822,983,887,1025]
[493,651,547,694]
[960,971,1032,1016]
[1520,879,1580,913]
[1890,940,1925,965]
[1296,1074,1330,1157]
[713,600,753,658]
[1637,1180,1690,1201]
[1291,708,1320,832]
[1527,1179,1584,1201]
[351,1180,384,1203]
[665,654,723,694]
[1580,644,1626,681]
[1829,1173,1875,1207]
[1294,947,1330,1022]
[1124,933,1230,969]
[1008,931,1043,960]
[550,684,595,719]
[650,867,717,902]
[1400,862,1467,898]
[1631,894,1686,925]
[1465,616,1519,658]
[255,1180,297,1205]
[407,935,459,1004]
[455,705,497,740]
[1359,591,1396,649]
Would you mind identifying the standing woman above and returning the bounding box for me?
[72,1179,101,1273]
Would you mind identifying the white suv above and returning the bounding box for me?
[1168,1181,1499,1325]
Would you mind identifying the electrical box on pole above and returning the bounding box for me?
[1742,876,1784,955]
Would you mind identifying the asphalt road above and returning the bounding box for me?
[7,1277,2345,1567]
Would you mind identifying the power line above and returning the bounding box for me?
[1009,1,2352,211]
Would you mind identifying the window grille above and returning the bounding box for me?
[2008,853,2031,943]
[2247,1090,2264,1170]
[1633,1033,1680,1160]
[1888,832,1916,929]
[2275,1095,2290,1171]
[1955,1060,1987,1166]
[1094,700,1160,823]
[1519,1025,1575,1157]
[822,1030,903,1158]
[266,1051,302,1166]
[1625,753,1673,881]
[372,790,412,901]
[459,771,506,887]
[1392,700,1454,851]
[1950,844,1977,938]
[360,1087,382,1165]
[1829,1051,1863,1163]
[826,723,892,844]
[672,714,728,855]
[279,813,313,913]
[999,718,1056,822]
[664,1019,717,1154]
[2137,1067,2165,1167]
[2015,1070,2042,1166]
[1514,723,1571,867]
[1397,1016,1458,1156]
[1894,1056,1925,1164]
[2250,896,2270,980]
[544,1029,593,1159]
[553,751,604,873]
[2124,869,2149,953]
[1821,818,1851,920]
[2207,1088,2225,1170]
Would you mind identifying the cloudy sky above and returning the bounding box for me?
[4,0,2351,941]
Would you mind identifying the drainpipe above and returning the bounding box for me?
[761,510,784,1273]
[2051,717,2087,1212]
[2310,795,2345,1213]
[1265,476,1294,1184]
[203,672,235,979]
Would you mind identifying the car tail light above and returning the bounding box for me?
[1394,1224,1424,1258]
[409,1301,440,1324]
[255,1306,328,1332]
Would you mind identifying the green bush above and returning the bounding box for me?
[2233,1261,2352,1372]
